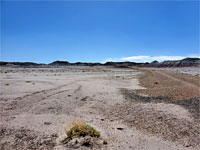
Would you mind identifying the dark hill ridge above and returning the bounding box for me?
[49,61,103,66]
[104,62,149,68]
[0,62,45,67]
[147,58,200,67]
[49,61,69,66]
[0,58,199,68]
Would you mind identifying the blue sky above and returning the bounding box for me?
[1,1,199,63]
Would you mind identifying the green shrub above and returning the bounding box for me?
[64,121,100,139]
[103,140,108,145]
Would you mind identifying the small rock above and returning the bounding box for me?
[117,127,124,130]
[44,122,51,125]
[80,98,87,101]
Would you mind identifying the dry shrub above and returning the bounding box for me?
[64,121,100,139]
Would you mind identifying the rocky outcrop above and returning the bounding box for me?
[147,58,200,67]
[177,58,200,67]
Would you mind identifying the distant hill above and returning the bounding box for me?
[0,62,45,67]
[147,58,200,67]
[1,57,199,68]
[104,62,149,68]
[49,61,70,66]
[49,61,103,66]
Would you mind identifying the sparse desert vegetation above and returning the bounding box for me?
[64,121,100,139]
[61,120,102,148]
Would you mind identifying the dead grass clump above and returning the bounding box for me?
[64,121,100,139]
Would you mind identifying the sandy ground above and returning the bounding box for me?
[0,66,199,150]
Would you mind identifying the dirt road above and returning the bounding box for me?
[0,67,199,150]
[155,71,199,89]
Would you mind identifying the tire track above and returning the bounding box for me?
[14,81,77,101]
[0,81,80,115]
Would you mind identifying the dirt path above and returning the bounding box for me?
[155,71,200,89]
[0,67,198,150]
[135,68,200,100]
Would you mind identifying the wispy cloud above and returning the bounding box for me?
[150,56,185,61]
[121,56,150,61]
[103,54,200,63]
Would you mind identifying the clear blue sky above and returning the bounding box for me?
[1,1,199,63]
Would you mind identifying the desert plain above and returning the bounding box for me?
[0,66,199,150]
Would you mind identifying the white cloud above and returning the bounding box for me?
[151,56,185,61]
[121,56,150,61]
[102,58,120,63]
[103,54,200,63]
